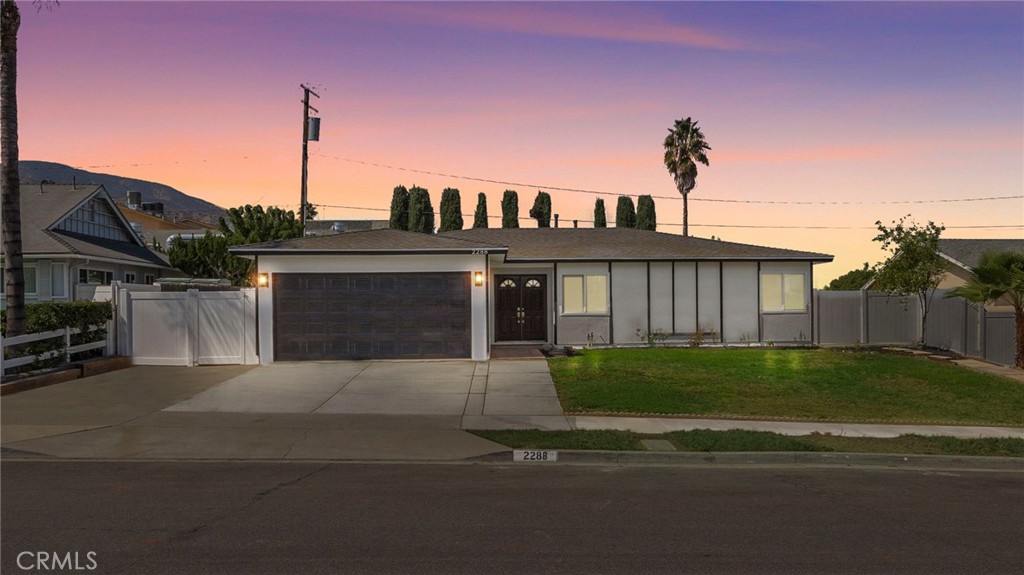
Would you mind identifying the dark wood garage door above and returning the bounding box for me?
[273,273,472,360]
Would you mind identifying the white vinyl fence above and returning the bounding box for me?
[1,324,111,378]
[814,289,1016,366]
[116,286,257,366]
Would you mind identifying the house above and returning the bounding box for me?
[0,184,175,306]
[231,227,832,362]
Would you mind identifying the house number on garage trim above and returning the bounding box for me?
[513,450,558,462]
[471,250,489,255]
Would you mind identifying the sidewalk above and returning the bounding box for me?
[2,362,1022,462]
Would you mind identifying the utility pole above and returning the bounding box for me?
[300,84,320,236]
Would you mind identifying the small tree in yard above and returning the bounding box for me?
[872,215,945,346]
[947,250,1024,369]
[473,192,488,228]
[501,190,519,228]
[529,191,552,227]
[593,198,607,228]
[615,196,636,228]
[824,263,875,291]
[636,195,657,231]
[438,187,463,232]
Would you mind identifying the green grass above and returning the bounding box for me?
[469,429,1024,458]
[547,348,1024,425]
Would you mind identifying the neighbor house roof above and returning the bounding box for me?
[304,220,390,235]
[232,227,833,262]
[230,228,508,255]
[938,239,1024,270]
[6,183,172,269]
[440,228,833,262]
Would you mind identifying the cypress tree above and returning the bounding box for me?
[528,191,552,228]
[389,185,409,231]
[438,188,464,232]
[473,193,489,228]
[615,196,636,228]
[407,186,435,234]
[636,195,657,231]
[593,198,607,228]
[501,190,520,229]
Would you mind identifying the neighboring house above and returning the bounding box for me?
[0,184,175,306]
[865,238,1024,310]
[304,220,390,236]
[231,228,832,362]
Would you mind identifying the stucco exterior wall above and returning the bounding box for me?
[760,261,813,342]
[611,262,648,344]
[555,262,610,345]
[722,262,759,342]
[672,262,697,334]
[697,262,722,337]
[649,263,674,334]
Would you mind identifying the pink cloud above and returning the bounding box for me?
[355,3,760,52]
[716,138,1023,164]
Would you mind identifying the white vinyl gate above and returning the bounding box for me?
[117,288,257,366]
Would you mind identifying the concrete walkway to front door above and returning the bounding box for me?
[163,359,569,429]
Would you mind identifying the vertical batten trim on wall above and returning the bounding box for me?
[809,263,815,345]
[608,261,614,345]
[254,255,261,357]
[646,262,652,334]
[671,261,676,335]
[719,262,724,343]
[756,261,762,342]
[552,261,558,345]
[694,262,700,334]
[486,255,491,355]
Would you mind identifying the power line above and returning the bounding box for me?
[317,153,1024,206]
[305,201,1024,230]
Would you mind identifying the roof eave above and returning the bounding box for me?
[229,247,509,256]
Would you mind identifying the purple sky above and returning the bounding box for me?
[15,1,1024,284]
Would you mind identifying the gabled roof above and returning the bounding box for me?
[938,239,1024,270]
[304,220,390,235]
[230,228,508,255]
[7,183,172,269]
[440,228,833,262]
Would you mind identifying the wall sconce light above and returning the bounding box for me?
[257,273,270,288]
[474,271,484,286]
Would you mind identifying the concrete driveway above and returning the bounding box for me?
[164,359,566,426]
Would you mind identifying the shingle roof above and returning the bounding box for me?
[440,228,833,262]
[230,228,508,254]
[304,220,390,235]
[10,183,172,269]
[938,239,1024,270]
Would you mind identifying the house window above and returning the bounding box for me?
[562,274,608,315]
[525,279,542,288]
[25,265,37,295]
[761,273,806,312]
[124,272,137,284]
[144,274,155,285]
[499,278,517,288]
[79,268,114,285]
[51,263,67,298]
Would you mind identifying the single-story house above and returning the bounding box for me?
[0,184,175,306]
[231,228,833,362]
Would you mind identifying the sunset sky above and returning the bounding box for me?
[15,1,1024,286]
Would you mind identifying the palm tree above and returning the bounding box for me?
[663,117,710,237]
[946,250,1024,368]
[2,0,26,335]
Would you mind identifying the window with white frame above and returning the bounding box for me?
[51,263,67,298]
[25,264,37,295]
[562,274,608,315]
[761,273,806,312]
[79,268,114,285]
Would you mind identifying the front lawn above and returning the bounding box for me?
[547,348,1024,425]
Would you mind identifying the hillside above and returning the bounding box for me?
[16,161,226,225]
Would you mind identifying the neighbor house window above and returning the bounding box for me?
[562,274,608,315]
[761,273,806,312]
[25,265,37,295]
[79,269,114,285]
[144,274,155,285]
[124,272,136,284]
[51,263,67,298]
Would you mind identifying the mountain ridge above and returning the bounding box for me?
[15,160,226,225]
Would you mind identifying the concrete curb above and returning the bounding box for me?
[472,449,1024,471]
